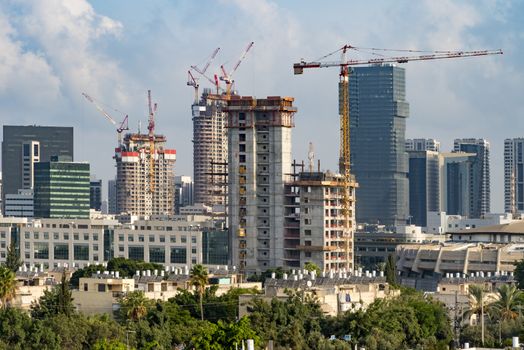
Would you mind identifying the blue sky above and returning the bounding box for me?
[0,0,523,211]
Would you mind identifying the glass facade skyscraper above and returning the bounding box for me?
[349,65,410,226]
[34,156,90,219]
[408,151,439,227]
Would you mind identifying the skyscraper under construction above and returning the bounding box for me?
[192,89,228,207]
[114,91,176,216]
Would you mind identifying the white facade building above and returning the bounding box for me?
[406,138,440,152]
[4,189,34,218]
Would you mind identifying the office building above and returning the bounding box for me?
[4,189,34,218]
[192,89,228,207]
[33,156,90,219]
[174,175,194,214]
[2,125,73,214]
[296,171,357,272]
[349,65,410,226]
[504,138,524,214]
[439,152,476,217]
[406,138,440,152]
[202,229,229,265]
[107,179,117,215]
[115,133,176,216]
[90,180,102,211]
[408,151,439,227]
[453,139,491,218]
[227,96,297,273]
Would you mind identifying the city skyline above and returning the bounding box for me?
[0,1,523,212]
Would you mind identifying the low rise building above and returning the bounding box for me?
[450,220,524,243]
[425,211,516,234]
[4,189,34,218]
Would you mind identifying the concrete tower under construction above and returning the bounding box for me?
[192,89,228,207]
[114,133,176,216]
[227,95,297,274]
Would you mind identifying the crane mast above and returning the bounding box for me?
[147,90,158,193]
[294,44,503,272]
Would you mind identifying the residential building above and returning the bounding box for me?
[227,96,297,273]
[349,65,410,226]
[406,138,440,152]
[2,125,73,214]
[115,133,176,216]
[504,138,524,214]
[408,150,440,227]
[425,211,515,234]
[453,138,491,218]
[192,89,228,207]
[90,180,102,211]
[449,220,524,243]
[439,152,477,217]
[33,156,90,219]
[174,175,194,214]
[4,189,34,218]
[107,179,117,215]
[296,171,357,272]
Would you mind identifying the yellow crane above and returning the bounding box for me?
[294,45,503,271]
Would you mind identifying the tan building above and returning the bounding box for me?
[115,133,176,216]
[296,171,357,272]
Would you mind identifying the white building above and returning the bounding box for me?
[406,138,440,152]
[174,175,194,214]
[425,211,516,234]
[4,189,34,218]
[227,96,297,274]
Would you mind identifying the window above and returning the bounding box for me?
[98,284,106,292]
[239,154,246,163]
[239,144,246,152]
[25,232,30,239]
[305,252,312,258]
[128,246,144,261]
[181,236,187,243]
[84,233,89,241]
[54,244,69,260]
[34,242,49,259]
[93,234,98,241]
[149,235,155,243]
[74,244,89,260]
[118,234,124,242]
[43,232,49,240]
[191,248,197,254]
[304,219,312,225]
[239,133,246,142]
[171,247,187,264]
[128,235,134,242]
[118,246,124,252]
[239,112,246,121]
[84,283,88,292]
[305,240,312,246]
[304,208,309,214]
[93,244,98,251]
[191,236,197,244]
[149,247,165,263]
[0,232,5,239]
[63,233,69,240]
[170,236,176,243]
[305,229,312,236]
[54,232,59,240]
[25,242,30,249]
[159,236,165,243]
[74,234,79,241]
[139,235,144,242]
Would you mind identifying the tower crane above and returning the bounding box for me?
[81,92,129,145]
[189,47,222,97]
[220,41,254,97]
[293,44,503,271]
[147,90,158,193]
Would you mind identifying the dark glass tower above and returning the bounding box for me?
[349,65,409,226]
[408,151,439,227]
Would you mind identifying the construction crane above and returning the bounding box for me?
[220,41,254,97]
[81,92,129,145]
[189,47,222,97]
[293,44,503,272]
[147,90,158,193]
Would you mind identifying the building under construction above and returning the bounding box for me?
[115,133,176,216]
[192,89,228,207]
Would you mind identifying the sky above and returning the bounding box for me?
[0,0,523,212]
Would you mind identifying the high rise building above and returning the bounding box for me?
[107,179,117,215]
[1,125,73,214]
[408,151,439,227]
[227,96,296,273]
[349,65,410,226]
[439,152,476,217]
[192,89,228,207]
[453,139,491,218]
[406,138,440,152]
[504,138,524,214]
[90,180,102,211]
[34,156,90,219]
[114,133,176,216]
[296,171,357,271]
[174,175,194,214]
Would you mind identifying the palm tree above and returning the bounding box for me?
[0,265,17,308]
[190,264,208,320]
[462,284,494,346]
[120,290,149,321]
[490,284,523,321]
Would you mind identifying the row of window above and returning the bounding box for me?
[24,232,99,241]
[117,234,197,244]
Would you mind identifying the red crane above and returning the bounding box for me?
[147,90,158,193]
[293,44,503,271]
[220,41,254,97]
[81,92,129,145]
[189,47,222,98]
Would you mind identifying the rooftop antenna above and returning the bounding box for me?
[308,142,315,172]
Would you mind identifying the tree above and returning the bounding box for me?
[0,265,17,308]
[118,291,150,322]
[30,273,75,318]
[385,254,397,287]
[70,263,105,288]
[190,264,208,321]
[515,259,524,290]
[304,262,321,276]
[490,284,523,321]
[5,241,22,273]
[107,257,163,279]
[462,285,494,324]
